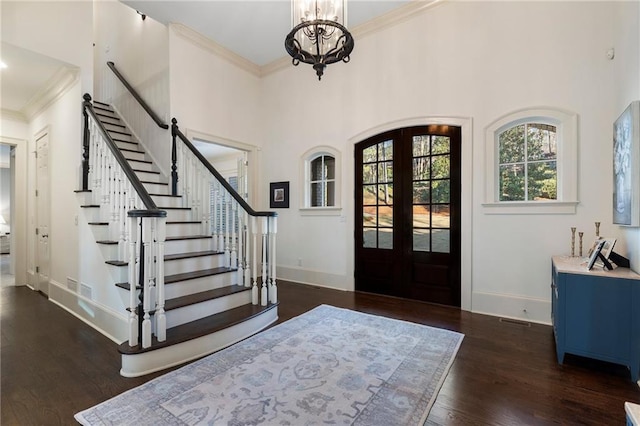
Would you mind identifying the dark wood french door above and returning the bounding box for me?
[355,125,461,306]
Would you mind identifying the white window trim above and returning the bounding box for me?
[483,107,579,214]
[300,145,342,215]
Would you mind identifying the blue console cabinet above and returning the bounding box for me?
[551,256,640,381]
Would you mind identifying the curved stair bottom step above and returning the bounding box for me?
[120,305,278,377]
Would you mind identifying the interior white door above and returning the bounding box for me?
[35,132,50,295]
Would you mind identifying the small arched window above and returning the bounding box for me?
[484,107,578,214]
[301,146,341,213]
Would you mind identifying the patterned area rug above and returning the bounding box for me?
[75,305,464,425]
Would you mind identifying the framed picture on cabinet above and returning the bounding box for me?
[613,101,640,226]
[587,239,607,270]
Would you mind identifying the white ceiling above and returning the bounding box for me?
[123,0,412,66]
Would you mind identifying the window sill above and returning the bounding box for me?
[299,207,342,216]
[481,201,578,215]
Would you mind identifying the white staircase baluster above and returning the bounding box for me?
[251,216,258,305]
[244,211,251,288]
[269,216,278,304]
[211,181,218,251]
[217,185,224,253]
[127,215,139,347]
[231,200,237,269]
[141,217,152,349]
[236,207,244,287]
[155,215,167,342]
[261,217,268,306]
[224,193,230,267]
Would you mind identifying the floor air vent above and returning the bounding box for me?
[499,317,531,327]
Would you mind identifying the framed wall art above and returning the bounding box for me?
[270,181,289,208]
[613,100,640,226]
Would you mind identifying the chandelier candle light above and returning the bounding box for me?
[285,0,354,80]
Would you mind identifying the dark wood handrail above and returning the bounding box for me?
[171,118,276,218]
[106,61,169,130]
[83,94,160,211]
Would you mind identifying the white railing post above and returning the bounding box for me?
[231,200,238,269]
[141,216,152,349]
[155,214,167,342]
[236,207,244,287]
[269,216,278,304]
[224,194,231,267]
[244,211,251,288]
[127,215,139,347]
[261,217,268,306]
[251,216,258,305]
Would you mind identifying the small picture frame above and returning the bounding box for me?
[587,239,607,270]
[270,181,289,208]
[598,237,617,259]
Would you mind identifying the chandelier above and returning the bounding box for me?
[284,0,354,80]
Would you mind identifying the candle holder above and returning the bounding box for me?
[595,222,601,238]
[579,232,584,257]
[571,227,576,256]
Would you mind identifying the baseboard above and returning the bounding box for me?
[277,266,351,292]
[472,291,551,325]
[48,279,128,343]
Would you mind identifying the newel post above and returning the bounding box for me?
[82,93,92,190]
[171,118,178,196]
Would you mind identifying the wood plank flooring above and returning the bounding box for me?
[2,281,639,425]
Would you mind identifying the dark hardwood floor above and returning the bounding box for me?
[2,281,638,425]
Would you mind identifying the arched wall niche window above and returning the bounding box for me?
[483,107,579,214]
[300,146,342,215]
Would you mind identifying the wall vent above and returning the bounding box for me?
[80,283,93,300]
[66,277,78,292]
[499,317,531,327]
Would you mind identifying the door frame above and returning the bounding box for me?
[34,127,51,294]
[347,116,473,311]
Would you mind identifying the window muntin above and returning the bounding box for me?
[498,123,557,202]
[362,140,393,249]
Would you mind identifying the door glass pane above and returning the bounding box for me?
[363,185,377,205]
[378,206,393,226]
[432,136,450,154]
[432,229,450,253]
[363,207,376,226]
[363,228,376,248]
[379,140,393,161]
[413,229,430,252]
[413,182,430,204]
[377,184,393,205]
[431,180,450,204]
[362,164,376,184]
[378,228,393,249]
[413,158,430,180]
[413,135,430,156]
[413,205,431,227]
[363,145,377,163]
[378,162,393,183]
[432,205,450,228]
[431,155,450,179]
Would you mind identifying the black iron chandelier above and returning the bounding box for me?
[284,0,354,80]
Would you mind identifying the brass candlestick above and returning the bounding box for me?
[571,227,576,256]
[595,222,601,238]
[579,232,584,257]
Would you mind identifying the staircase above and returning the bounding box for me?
[78,99,278,377]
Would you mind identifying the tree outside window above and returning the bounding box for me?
[498,123,557,201]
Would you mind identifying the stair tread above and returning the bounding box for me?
[133,169,160,174]
[88,222,108,225]
[165,266,235,284]
[96,240,118,245]
[150,193,181,198]
[107,129,132,136]
[106,260,127,266]
[166,235,212,241]
[141,181,168,186]
[80,204,100,208]
[128,158,153,165]
[107,250,223,267]
[165,285,251,311]
[166,221,200,224]
[120,147,145,154]
[118,302,278,355]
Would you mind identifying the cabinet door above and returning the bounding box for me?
[564,275,632,363]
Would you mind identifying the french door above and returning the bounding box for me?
[355,125,461,306]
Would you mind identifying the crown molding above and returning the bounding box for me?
[22,66,79,120]
[171,23,261,77]
[1,109,27,123]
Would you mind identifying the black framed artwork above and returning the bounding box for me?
[270,181,289,208]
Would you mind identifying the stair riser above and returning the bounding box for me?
[115,140,139,151]
[121,150,147,162]
[135,170,162,183]
[164,254,226,276]
[142,182,169,194]
[96,115,120,126]
[166,289,252,328]
[166,222,204,238]
[97,243,119,261]
[152,195,183,208]
[164,272,237,299]
[163,209,192,222]
[127,160,155,173]
[103,122,127,133]
[89,224,109,241]
[165,238,213,255]
[108,131,134,143]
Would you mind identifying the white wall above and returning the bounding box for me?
[612,1,640,271]
[260,1,630,323]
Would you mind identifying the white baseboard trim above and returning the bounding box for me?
[472,291,551,325]
[48,279,128,343]
[277,266,351,291]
